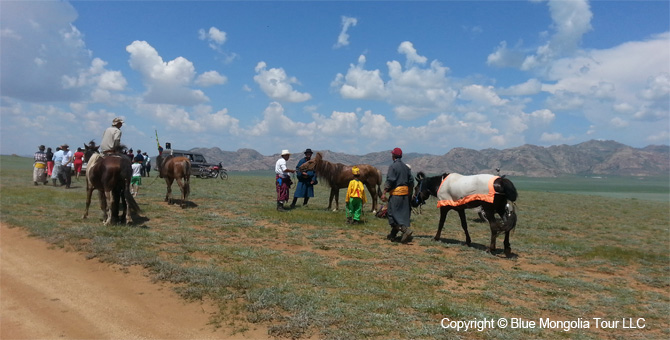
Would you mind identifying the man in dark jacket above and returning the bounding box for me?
[290,148,317,208]
[381,147,414,243]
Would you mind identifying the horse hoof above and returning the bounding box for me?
[504,248,512,257]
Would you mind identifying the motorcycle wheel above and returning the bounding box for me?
[219,170,228,180]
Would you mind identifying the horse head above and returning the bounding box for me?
[299,152,322,172]
[411,172,449,207]
[83,140,100,163]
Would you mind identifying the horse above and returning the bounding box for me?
[299,152,383,213]
[412,171,518,257]
[159,155,191,208]
[82,142,141,225]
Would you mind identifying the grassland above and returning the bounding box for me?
[1,155,668,339]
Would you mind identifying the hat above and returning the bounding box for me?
[352,166,360,175]
[61,144,69,149]
[304,148,313,154]
[39,145,45,151]
[392,147,402,156]
[112,117,124,125]
[281,149,291,156]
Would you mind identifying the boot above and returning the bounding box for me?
[399,225,413,244]
[347,217,352,224]
[290,197,298,209]
[277,202,287,212]
[386,225,399,241]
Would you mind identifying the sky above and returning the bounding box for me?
[1,0,669,157]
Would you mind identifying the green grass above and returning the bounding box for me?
[1,155,669,339]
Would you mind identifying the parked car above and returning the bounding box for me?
[160,149,217,172]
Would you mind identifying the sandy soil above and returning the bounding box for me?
[0,223,268,339]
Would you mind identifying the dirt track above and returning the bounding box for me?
[0,223,267,339]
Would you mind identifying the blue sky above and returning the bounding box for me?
[1,0,668,157]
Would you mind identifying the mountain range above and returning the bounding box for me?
[191,140,669,177]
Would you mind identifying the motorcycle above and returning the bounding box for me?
[195,162,228,180]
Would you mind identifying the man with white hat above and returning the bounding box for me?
[101,117,124,154]
[275,149,296,211]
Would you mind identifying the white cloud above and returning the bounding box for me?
[398,41,427,65]
[195,71,228,87]
[0,0,93,102]
[253,62,312,102]
[487,41,526,68]
[126,40,210,105]
[459,85,508,106]
[137,103,240,134]
[498,79,543,96]
[540,132,571,144]
[334,16,357,49]
[333,55,387,100]
[522,0,593,71]
[333,43,457,120]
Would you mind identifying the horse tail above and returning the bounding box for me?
[125,189,142,214]
[500,177,518,202]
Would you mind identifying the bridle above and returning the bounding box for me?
[412,177,427,207]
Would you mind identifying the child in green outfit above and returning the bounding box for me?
[345,166,367,224]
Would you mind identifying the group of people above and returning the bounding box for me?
[33,144,85,188]
[274,147,414,244]
[33,117,153,195]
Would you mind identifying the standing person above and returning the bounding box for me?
[101,117,123,154]
[134,150,144,176]
[73,147,85,180]
[46,147,54,178]
[345,166,367,224]
[33,145,48,185]
[275,149,296,212]
[60,144,73,189]
[127,148,134,161]
[143,152,151,177]
[380,148,414,243]
[130,158,142,197]
[51,147,63,186]
[290,148,317,209]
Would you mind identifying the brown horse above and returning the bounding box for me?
[82,142,141,225]
[299,152,382,212]
[159,155,191,208]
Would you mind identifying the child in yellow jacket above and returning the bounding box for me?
[346,166,367,224]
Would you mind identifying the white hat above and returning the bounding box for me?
[281,149,290,156]
[112,117,124,125]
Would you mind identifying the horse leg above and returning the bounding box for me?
[484,209,499,253]
[366,183,377,213]
[175,177,186,208]
[328,188,336,211]
[103,190,113,225]
[165,178,173,204]
[457,209,472,246]
[93,190,106,222]
[434,207,449,241]
[111,189,121,224]
[334,190,340,211]
[503,230,512,257]
[83,185,93,219]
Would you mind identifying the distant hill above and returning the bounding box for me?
[191,140,669,177]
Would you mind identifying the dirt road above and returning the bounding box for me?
[0,224,267,339]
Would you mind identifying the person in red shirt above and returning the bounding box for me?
[73,147,85,180]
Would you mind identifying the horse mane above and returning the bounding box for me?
[312,152,344,187]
